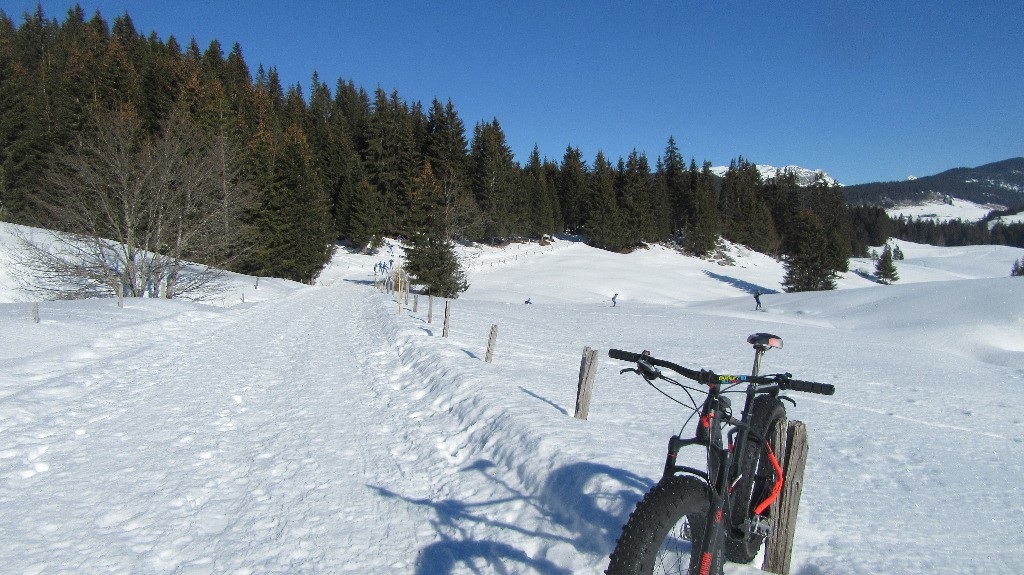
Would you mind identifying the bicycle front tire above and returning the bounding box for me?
[606,475,722,575]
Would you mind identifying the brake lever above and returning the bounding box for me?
[637,360,662,381]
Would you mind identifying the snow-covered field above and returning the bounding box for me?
[886,198,1002,222]
[2,223,1023,574]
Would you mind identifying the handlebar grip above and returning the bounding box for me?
[608,349,644,363]
[783,379,835,395]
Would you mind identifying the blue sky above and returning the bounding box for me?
[3,1,1021,185]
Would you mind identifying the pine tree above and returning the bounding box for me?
[365,88,417,236]
[682,161,719,257]
[1011,258,1024,277]
[468,118,517,242]
[425,98,478,242]
[807,181,851,272]
[556,146,587,234]
[583,151,624,250]
[617,150,655,247]
[662,136,689,234]
[875,244,899,284]
[718,157,776,252]
[782,209,837,292]
[522,146,557,239]
[404,163,468,297]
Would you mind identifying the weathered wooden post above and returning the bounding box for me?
[413,293,419,313]
[397,267,402,315]
[428,295,434,323]
[442,300,451,337]
[762,421,809,575]
[574,346,599,420]
[484,324,498,363]
[31,302,40,324]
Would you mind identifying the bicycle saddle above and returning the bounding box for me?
[747,333,783,349]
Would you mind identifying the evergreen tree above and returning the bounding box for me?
[241,125,333,283]
[662,136,690,234]
[1011,258,1023,277]
[364,88,417,235]
[425,98,478,242]
[683,161,720,257]
[806,181,851,272]
[617,149,655,246]
[404,163,468,297]
[782,209,837,292]
[556,146,587,234]
[718,157,777,253]
[468,118,517,242]
[346,177,383,251]
[875,244,899,284]
[583,151,624,250]
[522,146,557,239]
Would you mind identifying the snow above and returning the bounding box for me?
[710,165,840,187]
[886,198,998,222]
[2,224,1023,574]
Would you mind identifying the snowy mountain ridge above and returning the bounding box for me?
[710,164,840,186]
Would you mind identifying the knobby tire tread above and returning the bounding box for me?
[606,475,721,575]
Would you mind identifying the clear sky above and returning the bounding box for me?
[3,0,1022,184]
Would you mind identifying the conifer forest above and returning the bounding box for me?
[9,6,1011,295]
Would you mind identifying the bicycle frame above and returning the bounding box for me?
[658,345,787,563]
[659,375,765,567]
[607,340,834,574]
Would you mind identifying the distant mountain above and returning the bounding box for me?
[711,164,840,187]
[842,158,1024,208]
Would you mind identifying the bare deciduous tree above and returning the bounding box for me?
[16,106,250,301]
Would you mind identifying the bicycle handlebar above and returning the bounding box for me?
[779,378,835,395]
[608,348,835,396]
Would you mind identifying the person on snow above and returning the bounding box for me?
[754,291,762,310]
[611,293,618,307]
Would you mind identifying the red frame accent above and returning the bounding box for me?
[753,442,784,515]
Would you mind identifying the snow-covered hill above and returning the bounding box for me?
[1,225,1022,574]
[885,198,1000,222]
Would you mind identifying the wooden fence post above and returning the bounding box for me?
[413,293,418,313]
[485,324,499,363]
[397,267,402,315]
[32,302,40,324]
[442,300,451,337]
[574,346,599,420]
[428,295,434,323]
[762,421,809,575]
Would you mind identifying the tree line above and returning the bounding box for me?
[848,206,1024,255]
[1,6,853,296]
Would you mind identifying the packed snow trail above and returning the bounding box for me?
[0,281,581,573]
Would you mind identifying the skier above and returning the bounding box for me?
[754,291,762,310]
[524,298,532,304]
[611,293,618,307]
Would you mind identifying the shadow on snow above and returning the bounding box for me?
[703,270,779,296]
[370,459,653,574]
